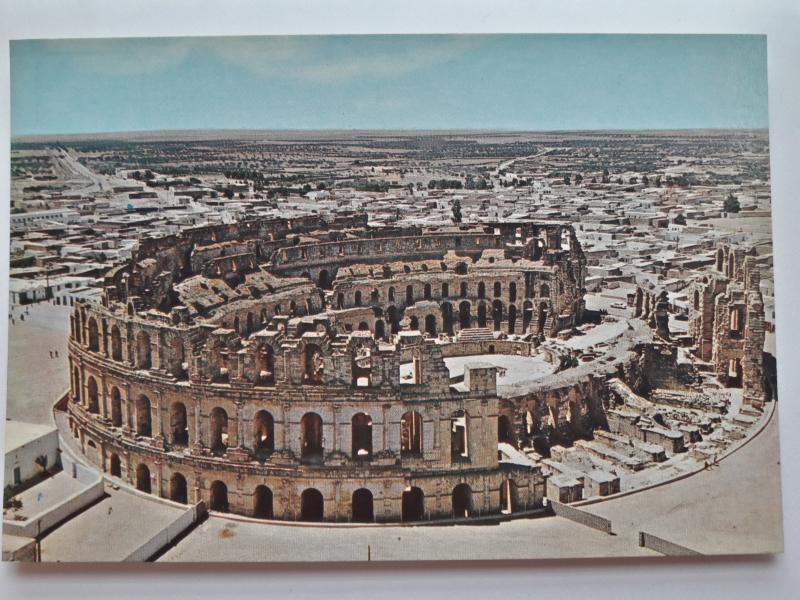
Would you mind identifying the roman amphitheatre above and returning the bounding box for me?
[64,214,769,524]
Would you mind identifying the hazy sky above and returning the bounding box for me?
[10,34,769,136]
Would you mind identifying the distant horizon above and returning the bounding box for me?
[11,125,770,144]
[11,34,769,136]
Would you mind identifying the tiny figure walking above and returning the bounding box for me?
[49,351,53,358]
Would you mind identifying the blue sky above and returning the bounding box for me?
[10,34,768,136]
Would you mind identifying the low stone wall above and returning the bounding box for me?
[639,531,701,556]
[122,501,204,562]
[2,454,104,539]
[549,499,612,534]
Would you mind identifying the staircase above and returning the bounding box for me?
[457,327,495,342]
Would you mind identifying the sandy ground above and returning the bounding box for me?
[6,302,71,425]
[159,513,655,562]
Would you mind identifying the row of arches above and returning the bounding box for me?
[406,300,549,336]
[338,279,555,313]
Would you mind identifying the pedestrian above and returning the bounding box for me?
[55,350,59,358]
[49,351,53,358]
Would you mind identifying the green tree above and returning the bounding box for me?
[674,213,687,225]
[452,199,463,224]
[3,485,22,510]
[724,192,741,213]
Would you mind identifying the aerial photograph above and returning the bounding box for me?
[2,34,782,562]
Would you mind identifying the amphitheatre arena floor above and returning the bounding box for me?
[5,303,784,561]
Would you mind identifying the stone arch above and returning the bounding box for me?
[424,314,437,337]
[540,283,550,298]
[498,414,514,445]
[716,247,725,272]
[537,302,549,335]
[494,281,502,298]
[508,304,517,334]
[253,485,273,519]
[170,472,188,504]
[509,282,517,302]
[374,319,386,341]
[300,488,324,522]
[72,366,81,402]
[451,409,469,460]
[459,301,471,329]
[478,281,486,299]
[693,289,700,311]
[86,376,99,414]
[354,290,362,307]
[110,325,123,361]
[452,483,473,518]
[441,302,454,335]
[387,305,400,334]
[210,407,229,453]
[210,480,229,512]
[109,453,121,478]
[477,302,487,328]
[500,479,519,514]
[136,330,152,370]
[87,317,100,352]
[492,299,503,331]
[253,410,274,454]
[352,488,374,523]
[170,402,189,446]
[301,412,324,463]
[424,283,432,300]
[169,337,187,380]
[136,463,151,494]
[441,282,449,298]
[255,344,275,386]
[303,343,325,384]
[402,487,424,522]
[523,300,533,332]
[406,285,414,305]
[136,395,151,437]
[351,412,373,459]
[409,316,420,331]
[318,269,332,290]
[401,411,423,456]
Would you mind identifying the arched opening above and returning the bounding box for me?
[509,282,517,302]
[110,325,123,361]
[88,317,100,352]
[300,488,324,522]
[352,346,372,387]
[728,253,735,278]
[402,487,424,522]
[136,330,152,370]
[318,269,332,290]
[523,301,533,332]
[540,283,550,298]
[409,316,420,331]
[371,288,379,303]
[170,337,188,380]
[253,410,275,454]
[171,402,189,446]
[336,293,344,310]
[498,415,514,445]
[492,300,503,332]
[728,359,743,388]
[351,413,373,459]
[87,376,99,414]
[441,302,454,335]
[387,306,400,334]
[460,281,468,298]
[300,412,324,463]
[452,483,473,518]
[72,366,81,402]
[423,283,432,300]
[537,302,549,335]
[477,303,487,328]
[74,311,82,343]
[255,344,275,386]
[170,473,188,504]
[210,480,229,512]
[508,304,517,334]
[441,283,449,298]
[253,485,273,519]
[210,407,229,454]
[406,285,414,305]
[375,319,386,341]
[729,307,743,337]
[451,410,469,461]
[354,290,362,307]
[304,344,324,384]
[401,411,423,456]
[693,289,700,311]
[494,281,502,298]
[233,316,241,334]
[358,321,370,331]
[351,488,374,523]
[459,301,471,329]
[388,286,395,302]
[246,312,254,334]
[500,479,519,514]
[478,282,486,299]
[716,248,725,272]
[136,395,152,438]
[424,314,437,337]
[111,386,122,427]
[109,453,121,478]
[136,463,151,494]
